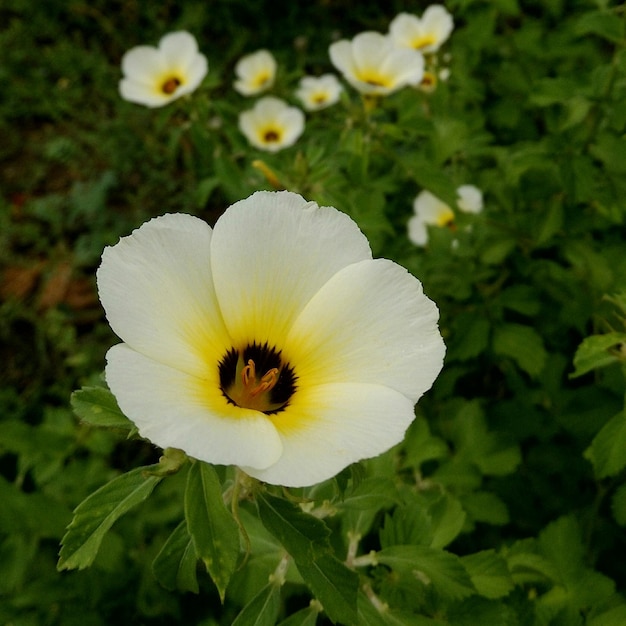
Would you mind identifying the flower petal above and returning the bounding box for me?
[106,344,283,469]
[159,31,201,70]
[119,79,170,107]
[210,191,372,348]
[243,382,416,487]
[285,258,445,402]
[121,46,167,85]
[97,213,231,378]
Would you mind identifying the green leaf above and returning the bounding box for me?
[588,604,626,626]
[377,545,476,602]
[70,386,134,430]
[611,483,626,526]
[152,520,199,594]
[585,412,626,479]
[231,582,282,626]
[570,332,626,378]
[57,464,162,571]
[185,461,240,602]
[256,490,330,560]
[276,605,320,626]
[296,553,359,626]
[460,491,510,526]
[461,550,514,599]
[493,323,547,377]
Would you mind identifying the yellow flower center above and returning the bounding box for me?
[261,128,282,144]
[219,343,296,413]
[357,70,392,89]
[161,76,182,94]
[411,34,437,50]
[312,93,328,105]
[254,72,271,89]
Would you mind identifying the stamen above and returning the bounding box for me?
[241,359,279,397]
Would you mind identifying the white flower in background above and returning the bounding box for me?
[389,5,454,54]
[407,190,455,246]
[98,191,445,487]
[329,31,424,96]
[238,97,305,152]
[295,74,343,111]
[234,49,277,96]
[119,31,208,108]
[456,184,484,214]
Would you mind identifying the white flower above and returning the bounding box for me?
[234,49,277,96]
[239,97,305,152]
[295,74,343,111]
[97,191,445,487]
[329,31,424,96]
[456,185,483,214]
[389,5,454,54]
[407,190,455,246]
[119,31,207,108]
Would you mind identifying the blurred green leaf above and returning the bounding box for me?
[570,332,626,378]
[584,412,626,479]
[184,461,240,602]
[493,323,547,378]
[57,464,162,571]
[377,545,475,602]
[152,520,199,594]
[611,483,626,526]
[461,550,514,599]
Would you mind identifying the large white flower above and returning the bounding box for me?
[119,31,208,108]
[295,74,343,111]
[233,49,277,96]
[329,32,424,96]
[389,5,454,54]
[98,191,445,487]
[238,97,305,152]
[408,189,455,246]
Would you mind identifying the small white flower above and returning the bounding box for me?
[239,97,305,152]
[407,190,455,246]
[329,31,424,96]
[456,185,484,214]
[97,191,445,487]
[389,5,454,54]
[119,31,207,108]
[234,49,277,96]
[295,74,343,111]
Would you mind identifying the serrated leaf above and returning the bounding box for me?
[461,550,514,599]
[611,483,626,526]
[70,386,134,430]
[57,464,162,571]
[296,553,359,626]
[493,323,547,377]
[377,545,475,602]
[152,520,199,593]
[570,332,626,378]
[185,462,240,602]
[231,582,281,626]
[339,477,398,512]
[256,490,330,560]
[584,412,626,479]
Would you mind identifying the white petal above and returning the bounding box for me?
[210,191,372,349]
[422,5,454,48]
[285,258,445,403]
[243,383,416,487]
[121,46,167,85]
[97,213,231,378]
[456,185,483,214]
[159,31,200,69]
[106,344,283,469]
[408,215,428,246]
[389,13,421,47]
[328,40,356,77]
[119,79,170,107]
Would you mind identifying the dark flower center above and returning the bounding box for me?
[219,342,296,414]
[162,77,181,94]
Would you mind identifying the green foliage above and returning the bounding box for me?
[3,0,626,623]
